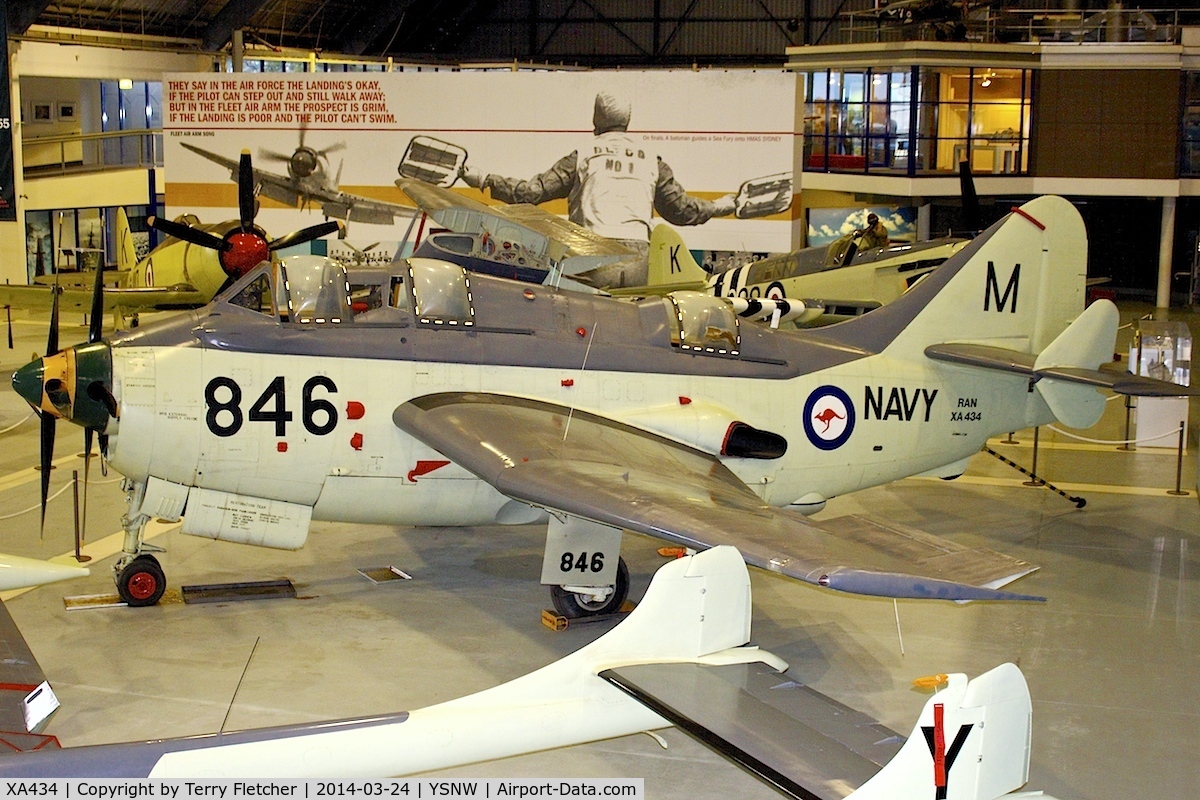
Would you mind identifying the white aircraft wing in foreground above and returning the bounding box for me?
[0,547,1059,800]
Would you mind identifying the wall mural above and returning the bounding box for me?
[163,70,798,255]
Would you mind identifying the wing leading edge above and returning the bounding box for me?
[392,392,1042,602]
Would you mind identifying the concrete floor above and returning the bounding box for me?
[0,307,1197,798]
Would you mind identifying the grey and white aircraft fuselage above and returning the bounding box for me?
[13,196,1181,610]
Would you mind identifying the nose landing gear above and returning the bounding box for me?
[116,554,166,607]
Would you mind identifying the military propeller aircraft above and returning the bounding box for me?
[11,195,1192,612]
[637,224,969,325]
[182,124,416,227]
[2,160,344,342]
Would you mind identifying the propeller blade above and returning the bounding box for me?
[269,221,342,252]
[6,306,12,349]
[237,150,256,230]
[259,149,293,163]
[959,159,982,234]
[150,216,229,251]
[87,381,119,418]
[82,427,93,544]
[47,279,60,358]
[88,256,105,344]
[319,142,346,157]
[38,410,54,539]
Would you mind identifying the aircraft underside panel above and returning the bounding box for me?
[313,475,513,527]
[181,487,313,550]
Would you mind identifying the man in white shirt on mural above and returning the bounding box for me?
[460,91,737,286]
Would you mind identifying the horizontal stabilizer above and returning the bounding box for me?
[926,343,1199,397]
[600,662,903,800]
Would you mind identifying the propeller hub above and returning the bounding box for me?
[11,342,114,429]
[220,230,271,279]
[291,148,318,178]
[11,359,45,411]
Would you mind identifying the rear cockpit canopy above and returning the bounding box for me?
[666,291,739,356]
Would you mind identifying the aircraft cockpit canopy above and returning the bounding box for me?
[666,291,740,356]
[277,255,353,324]
[408,257,475,327]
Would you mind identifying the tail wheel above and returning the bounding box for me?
[550,557,629,619]
[117,555,166,607]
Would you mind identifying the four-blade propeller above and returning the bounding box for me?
[147,150,341,287]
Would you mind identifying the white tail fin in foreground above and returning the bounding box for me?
[648,224,708,287]
[849,663,1033,800]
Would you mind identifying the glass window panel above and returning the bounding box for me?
[842,72,865,103]
[810,70,829,101]
[870,71,889,102]
[54,209,76,272]
[264,60,283,73]
[890,71,912,104]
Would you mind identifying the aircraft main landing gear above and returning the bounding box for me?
[116,554,166,607]
[549,557,629,618]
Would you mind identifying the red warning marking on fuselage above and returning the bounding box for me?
[407,459,451,482]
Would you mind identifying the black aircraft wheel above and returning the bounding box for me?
[117,555,166,607]
[550,557,629,619]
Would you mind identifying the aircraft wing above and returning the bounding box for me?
[320,192,416,226]
[397,178,636,274]
[392,392,1042,601]
[0,284,209,314]
[181,143,303,208]
[182,143,414,225]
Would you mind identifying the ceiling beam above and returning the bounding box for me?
[340,0,415,56]
[201,0,274,52]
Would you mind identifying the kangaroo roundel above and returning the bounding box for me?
[803,385,855,450]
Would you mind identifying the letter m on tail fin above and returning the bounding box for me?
[985,262,1020,313]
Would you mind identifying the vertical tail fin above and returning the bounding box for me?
[115,208,137,280]
[835,196,1087,358]
[647,224,708,287]
[849,663,1033,800]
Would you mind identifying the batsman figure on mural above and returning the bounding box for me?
[459,91,788,286]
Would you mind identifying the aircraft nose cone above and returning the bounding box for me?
[11,359,45,410]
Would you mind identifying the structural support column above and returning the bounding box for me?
[232,29,244,73]
[1157,195,1176,311]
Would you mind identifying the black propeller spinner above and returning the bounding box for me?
[147,150,341,287]
[260,120,345,181]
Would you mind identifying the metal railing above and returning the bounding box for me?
[22,128,163,176]
[839,7,1196,46]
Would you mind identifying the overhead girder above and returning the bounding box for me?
[339,0,415,56]
[346,0,494,57]
[201,0,275,52]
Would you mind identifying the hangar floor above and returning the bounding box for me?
[0,307,1196,799]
